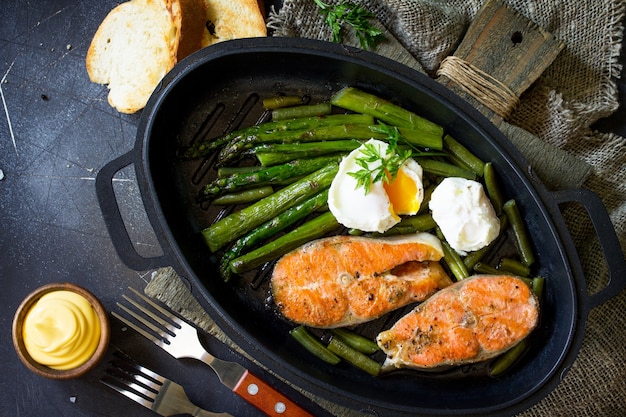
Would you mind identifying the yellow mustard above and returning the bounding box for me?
[22,290,101,370]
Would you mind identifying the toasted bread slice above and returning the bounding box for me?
[86,0,204,114]
[201,0,267,47]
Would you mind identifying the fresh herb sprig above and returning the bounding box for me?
[348,125,413,194]
[314,0,385,50]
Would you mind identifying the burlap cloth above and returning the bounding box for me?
[145,0,626,415]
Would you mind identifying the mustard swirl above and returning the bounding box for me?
[22,290,101,370]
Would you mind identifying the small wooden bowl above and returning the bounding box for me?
[12,282,110,380]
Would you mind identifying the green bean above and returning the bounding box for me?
[272,102,332,121]
[415,158,477,180]
[263,95,304,109]
[499,257,531,277]
[211,186,274,205]
[289,326,341,365]
[374,213,437,237]
[443,134,485,176]
[371,226,417,237]
[463,213,509,270]
[532,276,545,300]
[327,336,382,376]
[415,185,433,215]
[436,230,470,281]
[330,328,380,355]
[463,246,491,271]
[483,162,504,215]
[489,339,529,377]
[399,213,437,231]
[202,163,338,252]
[473,262,501,275]
[502,199,536,267]
[229,212,340,274]
[446,153,475,174]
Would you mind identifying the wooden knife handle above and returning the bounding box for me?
[232,369,314,417]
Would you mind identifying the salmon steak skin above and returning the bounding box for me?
[271,233,453,328]
[377,274,539,370]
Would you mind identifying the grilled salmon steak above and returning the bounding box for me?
[377,275,539,370]
[271,233,452,328]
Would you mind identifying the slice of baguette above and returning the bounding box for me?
[201,0,267,47]
[86,0,205,114]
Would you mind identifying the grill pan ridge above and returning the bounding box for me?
[96,37,626,416]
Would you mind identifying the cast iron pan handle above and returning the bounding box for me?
[551,188,626,310]
[96,150,169,271]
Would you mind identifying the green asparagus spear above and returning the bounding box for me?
[254,153,293,167]
[251,140,361,166]
[217,123,395,166]
[228,212,340,274]
[330,86,444,136]
[216,165,266,178]
[217,123,370,165]
[202,163,339,252]
[198,155,341,201]
[263,95,304,109]
[211,186,274,206]
[272,102,332,121]
[220,123,444,166]
[219,190,329,281]
[181,113,374,159]
[251,140,362,156]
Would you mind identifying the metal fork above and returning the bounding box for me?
[101,353,233,417]
[113,287,314,417]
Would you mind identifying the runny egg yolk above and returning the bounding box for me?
[328,139,424,233]
[384,168,421,215]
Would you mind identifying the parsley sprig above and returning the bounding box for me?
[348,125,413,194]
[314,0,385,50]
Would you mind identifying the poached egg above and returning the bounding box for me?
[429,177,500,254]
[328,139,424,233]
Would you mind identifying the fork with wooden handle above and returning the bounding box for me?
[101,352,233,417]
[112,287,315,417]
